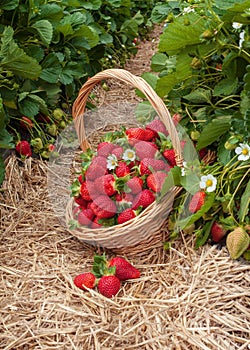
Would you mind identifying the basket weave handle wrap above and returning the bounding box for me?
[72,68,183,166]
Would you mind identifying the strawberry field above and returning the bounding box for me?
[0,0,250,349]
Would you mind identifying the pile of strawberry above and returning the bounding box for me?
[70,116,182,229]
[73,254,140,298]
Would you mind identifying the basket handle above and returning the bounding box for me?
[72,68,183,166]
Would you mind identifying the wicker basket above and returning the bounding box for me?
[65,69,183,254]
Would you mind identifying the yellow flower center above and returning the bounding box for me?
[242,148,249,155]
[206,179,213,187]
[127,151,134,158]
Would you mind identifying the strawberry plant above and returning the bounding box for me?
[0,0,158,183]
[134,0,250,260]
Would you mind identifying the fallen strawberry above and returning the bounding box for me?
[74,272,96,290]
[211,221,227,242]
[108,256,140,280]
[189,191,206,213]
[15,140,32,157]
[97,275,121,298]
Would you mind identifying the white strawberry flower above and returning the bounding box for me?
[235,143,250,161]
[232,22,243,30]
[199,174,217,193]
[181,161,187,176]
[122,149,136,162]
[107,154,118,170]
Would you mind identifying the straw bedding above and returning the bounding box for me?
[1,26,250,350]
[0,155,249,350]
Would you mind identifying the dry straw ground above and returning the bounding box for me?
[1,27,250,350]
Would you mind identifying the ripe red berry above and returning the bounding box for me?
[117,208,137,224]
[132,189,155,209]
[15,140,32,157]
[97,275,121,298]
[211,221,227,242]
[146,171,168,193]
[77,208,94,226]
[108,257,140,281]
[73,272,96,290]
[189,191,206,213]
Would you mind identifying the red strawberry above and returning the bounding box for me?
[163,149,176,166]
[85,164,106,181]
[94,174,117,196]
[97,142,116,157]
[111,146,124,159]
[189,191,206,213]
[117,208,137,224]
[77,208,94,226]
[91,156,107,169]
[74,195,87,207]
[211,222,227,242]
[172,113,182,126]
[126,127,154,144]
[74,272,96,290]
[146,119,168,137]
[80,181,94,201]
[115,192,133,205]
[97,275,120,298]
[108,257,140,280]
[115,162,130,177]
[91,216,102,229]
[90,196,117,219]
[134,141,158,160]
[15,140,32,157]
[20,116,34,129]
[139,158,168,175]
[146,171,168,193]
[199,148,208,159]
[126,176,143,194]
[132,189,155,209]
[78,174,84,184]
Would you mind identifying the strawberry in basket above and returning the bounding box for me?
[70,118,178,228]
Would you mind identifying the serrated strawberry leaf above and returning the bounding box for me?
[157,166,182,201]
[238,178,250,223]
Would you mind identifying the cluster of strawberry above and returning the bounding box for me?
[73,254,140,298]
[70,116,182,228]
[14,108,67,159]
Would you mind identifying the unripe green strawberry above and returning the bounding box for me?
[191,57,202,69]
[190,130,200,141]
[226,227,250,259]
[46,124,57,136]
[201,29,214,39]
[53,108,65,121]
[31,138,43,152]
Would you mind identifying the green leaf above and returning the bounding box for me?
[213,77,238,96]
[72,25,99,49]
[158,166,182,201]
[107,0,122,7]
[180,173,200,195]
[0,27,41,79]
[183,88,212,103]
[158,13,207,55]
[195,219,215,248]
[121,19,138,37]
[18,94,47,117]
[0,0,18,10]
[151,4,172,23]
[80,0,102,10]
[151,53,168,72]
[196,116,232,150]
[31,20,53,46]
[0,128,14,149]
[135,101,157,124]
[238,179,250,223]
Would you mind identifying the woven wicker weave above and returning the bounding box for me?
[66,69,183,253]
